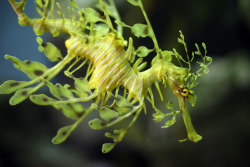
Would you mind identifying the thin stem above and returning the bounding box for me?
[109,0,123,36]
[99,0,114,31]
[38,93,98,105]
[138,0,161,57]
[102,106,141,129]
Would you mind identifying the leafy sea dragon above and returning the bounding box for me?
[0,0,212,153]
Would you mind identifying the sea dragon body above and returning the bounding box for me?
[1,0,211,152]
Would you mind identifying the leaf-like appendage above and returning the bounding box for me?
[162,119,176,128]
[152,101,179,128]
[5,55,48,80]
[64,71,92,95]
[30,94,58,105]
[37,37,63,62]
[100,107,119,122]
[127,0,140,6]
[102,143,116,153]
[84,8,104,23]
[115,20,129,27]
[93,23,110,37]
[89,118,106,129]
[113,95,133,109]
[102,128,126,153]
[52,125,74,144]
[161,50,172,62]
[0,80,28,94]
[71,0,79,8]
[152,108,165,122]
[131,24,150,38]
[187,94,197,107]
[166,101,174,110]
[10,87,36,105]
[137,62,147,72]
[113,106,131,116]
[46,82,74,100]
[74,77,91,95]
[133,58,143,73]
[136,46,152,57]
[54,103,85,120]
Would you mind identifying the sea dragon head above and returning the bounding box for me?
[166,64,202,143]
[149,30,211,142]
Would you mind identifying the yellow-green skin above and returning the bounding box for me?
[66,33,201,142]
[65,33,188,101]
[10,0,184,101]
[8,0,202,144]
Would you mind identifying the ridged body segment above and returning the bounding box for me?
[65,33,161,101]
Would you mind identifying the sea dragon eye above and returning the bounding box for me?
[181,88,189,97]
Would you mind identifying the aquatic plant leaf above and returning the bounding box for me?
[0,80,28,94]
[5,55,48,79]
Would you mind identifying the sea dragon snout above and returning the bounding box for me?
[168,74,202,143]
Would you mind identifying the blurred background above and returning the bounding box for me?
[0,0,250,166]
